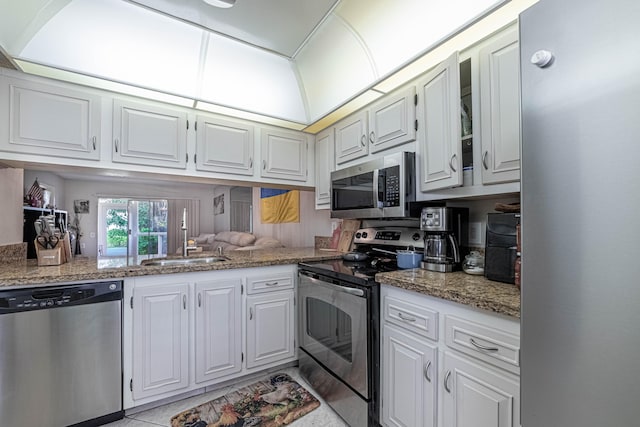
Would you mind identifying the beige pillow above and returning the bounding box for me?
[229,232,256,246]
[255,236,284,248]
[213,231,234,243]
[194,233,215,244]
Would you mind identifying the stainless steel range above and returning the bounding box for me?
[298,227,423,427]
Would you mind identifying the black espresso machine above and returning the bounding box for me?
[420,207,469,272]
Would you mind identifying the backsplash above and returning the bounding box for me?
[0,242,27,262]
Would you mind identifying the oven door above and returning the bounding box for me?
[298,272,369,398]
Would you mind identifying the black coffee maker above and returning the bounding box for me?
[485,213,520,283]
[420,207,469,272]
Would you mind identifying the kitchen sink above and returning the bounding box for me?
[140,256,229,266]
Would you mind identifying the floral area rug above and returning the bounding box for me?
[170,373,320,427]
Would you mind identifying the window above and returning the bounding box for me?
[97,198,168,264]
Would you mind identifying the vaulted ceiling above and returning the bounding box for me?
[0,0,532,131]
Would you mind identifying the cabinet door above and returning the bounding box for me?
[369,86,417,154]
[0,76,100,160]
[132,283,189,400]
[195,115,254,175]
[335,110,369,164]
[112,99,188,169]
[479,29,521,184]
[195,279,242,383]
[442,351,520,427]
[260,128,308,181]
[315,127,334,208]
[416,52,462,191]
[246,291,295,368]
[382,325,437,427]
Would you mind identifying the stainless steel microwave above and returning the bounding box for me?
[331,151,415,219]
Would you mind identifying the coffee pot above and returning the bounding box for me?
[420,206,468,272]
[424,233,460,265]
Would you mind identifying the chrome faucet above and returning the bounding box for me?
[182,208,198,257]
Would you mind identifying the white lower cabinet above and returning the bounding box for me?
[380,285,520,427]
[194,279,242,383]
[246,291,295,368]
[124,265,297,409]
[131,282,189,400]
[382,324,437,427]
[246,269,295,369]
[442,351,519,427]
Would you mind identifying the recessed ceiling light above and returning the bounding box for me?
[203,0,235,8]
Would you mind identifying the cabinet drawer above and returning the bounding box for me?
[445,315,520,374]
[246,273,294,294]
[383,295,438,341]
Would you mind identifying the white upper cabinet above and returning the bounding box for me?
[479,28,521,184]
[335,110,369,164]
[369,86,417,153]
[314,127,334,208]
[112,98,188,169]
[416,52,462,192]
[0,75,101,160]
[195,115,255,176]
[260,128,308,181]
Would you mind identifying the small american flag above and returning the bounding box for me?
[27,178,43,202]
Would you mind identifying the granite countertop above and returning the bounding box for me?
[376,269,520,318]
[0,248,343,289]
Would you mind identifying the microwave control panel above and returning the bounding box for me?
[381,165,400,207]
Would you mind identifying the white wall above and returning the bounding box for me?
[252,188,332,247]
[0,168,23,245]
[449,196,520,247]
[64,178,217,257]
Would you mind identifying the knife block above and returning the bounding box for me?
[34,239,66,266]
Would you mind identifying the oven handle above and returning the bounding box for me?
[300,273,365,297]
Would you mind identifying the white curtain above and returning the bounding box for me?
[167,199,200,254]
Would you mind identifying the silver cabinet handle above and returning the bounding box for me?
[482,151,489,170]
[198,293,202,308]
[92,136,96,150]
[424,360,432,382]
[470,338,499,352]
[398,312,416,322]
[265,281,279,287]
[444,370,452,393]
[360,134,366,146]
[369,131,375,144]
[249,307,253,320]
[263,160,266,170]
[114,138,119,153]
[186,153,189,163]
[249,157,253,168]
[449,153,457,172]
[183,294,187,310]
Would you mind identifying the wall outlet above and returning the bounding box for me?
[469,222,484,246]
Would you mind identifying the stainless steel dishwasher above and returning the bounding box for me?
[0,281,124,427]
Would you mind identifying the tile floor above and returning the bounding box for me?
[105,367,349,427]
